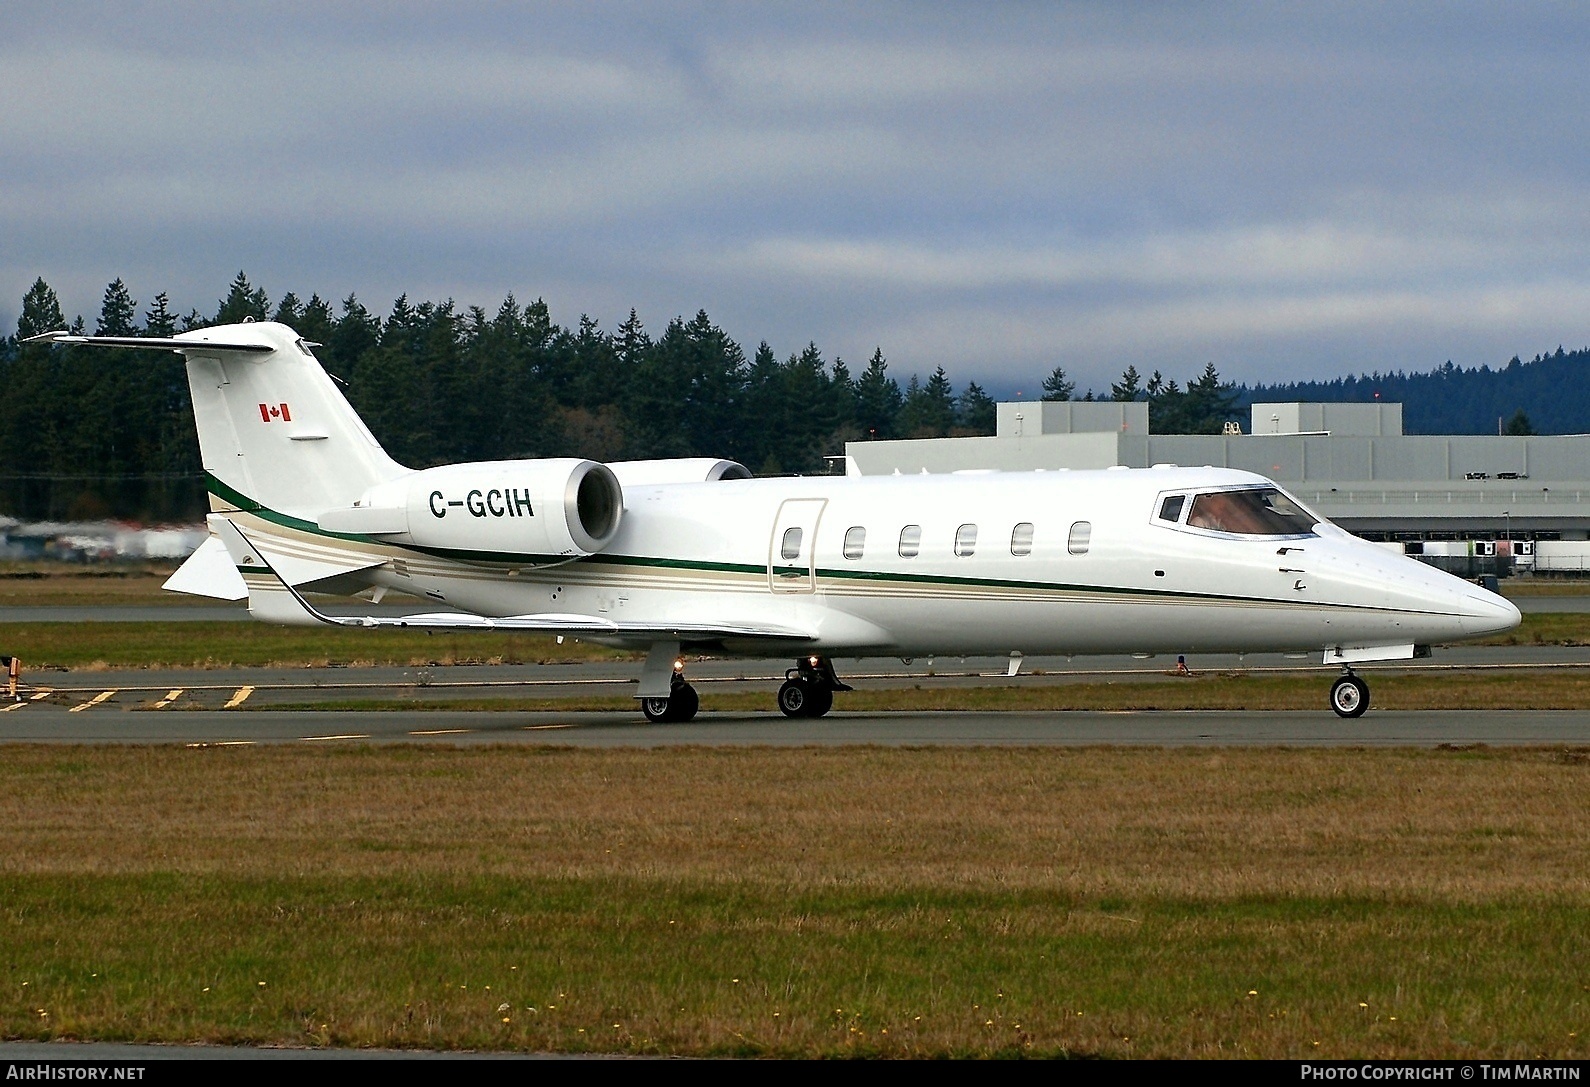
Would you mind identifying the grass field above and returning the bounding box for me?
[0,621,629,669]
[1,745,1587,1057]
[0,612,1586,672]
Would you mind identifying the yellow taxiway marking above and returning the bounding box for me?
[68,690,116,713]
[1,701,26,712]
[302,734,371,742]
[223,686,254,709]
[152,689,183,709]
[521,723,577,731]
[29,690,51,700]
[410,728,471,736]
[186,740,257,748]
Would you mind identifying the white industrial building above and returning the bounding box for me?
[845,401,1590,576]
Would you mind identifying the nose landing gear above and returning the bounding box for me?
[1329,669,1370,718]
[777,656,852,718]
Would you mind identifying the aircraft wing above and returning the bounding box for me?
[212,518,814,642]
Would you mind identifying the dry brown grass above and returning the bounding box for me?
[4,745,1587,901]
[3,745,1588,1057]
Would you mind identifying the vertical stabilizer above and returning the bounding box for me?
[177,322,407,518]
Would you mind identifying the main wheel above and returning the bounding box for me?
[1329,675,1369,718]
[805,685,833,718]
[641,683,699,723]
[671,683,699,722]
[778,679,812,717]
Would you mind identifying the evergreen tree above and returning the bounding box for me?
[95,278,138,336]
[1040,366,1074,401]
[330,294,380,376]
[295,295,337,356]
[1183,363,1240,434]
[829,356,855,431]
[215,271,268,324]
[853,347,903,440]
[1504,409,1535,435]
[17,277,65,339]
[1111,364,1143,402]
[271,291,303,326]
[956,381,996,434]
[899,367,956,437]
[143,292,177,337]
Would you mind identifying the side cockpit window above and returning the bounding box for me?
[1185,488,1318,537]
[1157,495,1186,523]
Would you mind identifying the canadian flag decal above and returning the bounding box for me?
[258,403,292,423]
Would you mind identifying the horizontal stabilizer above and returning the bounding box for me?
[208,514,386,588]
[22,331,272,353]
[162,536,247,601]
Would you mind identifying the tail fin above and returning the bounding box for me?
[179,322,407,517]
[29,321,407,518]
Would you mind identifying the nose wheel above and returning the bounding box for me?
[777,656,851,718]
[1329,671,1370,718]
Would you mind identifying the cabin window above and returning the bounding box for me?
[1010,523,1034,556]
[1068,521,1091,555]
[1157,495,1186,523]
[843,526,866,559]
[954,524,978,557]
[780,527,803,560]
[898,525,922,558]
[1185,488,1317,537]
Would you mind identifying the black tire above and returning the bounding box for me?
[805,685,833,718]
[1330,675,1369,718]
[672,683,699,722]
[778,679,811,718]
[641,683,699,724]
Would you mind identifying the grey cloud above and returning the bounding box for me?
[4,2,1590,397]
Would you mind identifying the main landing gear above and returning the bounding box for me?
[778,656,852,719]
[1329,668,1370,718]
[641,675,699,723]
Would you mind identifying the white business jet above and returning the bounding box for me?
[27,321,1520,719]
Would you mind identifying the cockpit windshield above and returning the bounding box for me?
[1184,488,1318,537]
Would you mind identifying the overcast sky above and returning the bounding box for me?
[4,2,1588,396]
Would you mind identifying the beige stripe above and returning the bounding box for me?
[68,690,115,713]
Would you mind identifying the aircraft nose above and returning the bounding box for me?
[1459,591,1521,636]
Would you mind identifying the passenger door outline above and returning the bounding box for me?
[768,498,827,594]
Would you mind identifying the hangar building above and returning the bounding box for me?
[844,401,1590,575]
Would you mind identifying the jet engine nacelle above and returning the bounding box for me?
[319,458,623,561]
[607,458,751,486]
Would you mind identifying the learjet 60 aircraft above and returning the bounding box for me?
[28,321,1520,719]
